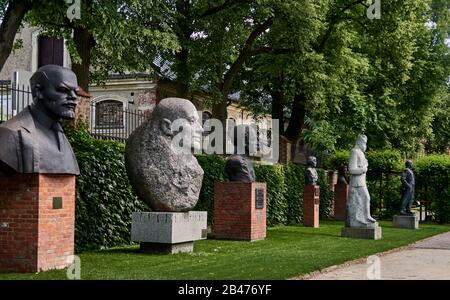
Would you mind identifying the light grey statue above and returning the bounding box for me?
[305,156,318,185]
[346,134,377,227]
[399,160,415,215]
[125,98,204,212]
[225,124,256,182]
[0,65,80,175]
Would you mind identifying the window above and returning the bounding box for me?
[95,100,124,128]
[38,36,64,67]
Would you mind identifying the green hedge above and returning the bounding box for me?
[415,155,450,224]
[195,157,333,227]
[65,125,148,252]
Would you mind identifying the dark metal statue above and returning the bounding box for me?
[305,156,318,185]
[0,65,80,175]
[400,160,415,215]
[337,163,348,185]
[225,124,256,182]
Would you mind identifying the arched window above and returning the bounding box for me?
[95,100,124,128]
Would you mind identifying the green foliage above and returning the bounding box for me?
[415,155,450,223]
[317,169,333,219]
[255,164,288,226]
[195,155,227,224]
[283,164,305,224]
[367,149,402,174]
[65,124,148,252]
[325,150,350,170]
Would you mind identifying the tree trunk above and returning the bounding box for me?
[71,26,94,91]
[0,0,32,73]
[270,89,285,137]
[283,91,306,143]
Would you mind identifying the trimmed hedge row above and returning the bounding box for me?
[65,125,148,252]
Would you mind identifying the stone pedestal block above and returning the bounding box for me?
[131,211,207,254]
[303,185,320,228]
[333,183,348,221]
[341,223,382,240]
[213,182,266,241]
[393,214,419,229]
[0,173,76,273]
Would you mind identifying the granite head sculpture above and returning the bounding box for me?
[0,64,80,174]
[125,98,204,212]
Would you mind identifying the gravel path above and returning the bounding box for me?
[299,232,450,280]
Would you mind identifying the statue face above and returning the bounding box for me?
[357,139,367,152]
[169,104,203,151]
[308,156,317,167]
[39,69,79,120]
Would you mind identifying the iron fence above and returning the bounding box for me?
[89,103,147,143]
[0,82,33,124]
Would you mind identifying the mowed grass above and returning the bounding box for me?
[1,220,449,280]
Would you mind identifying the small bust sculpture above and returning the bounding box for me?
[399,160,415,215]
[337,163,348,185]
[347,134,376,227]
[305,156,318,185]
[0,64,80,175]
[225,124,256,182]
[125,98,204,212]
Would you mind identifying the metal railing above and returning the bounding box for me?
[0,83,33,124]
[89,103,147,143]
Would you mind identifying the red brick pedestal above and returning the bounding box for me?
[333,183,348,221]
[213,182,266,241]
[303,185,320,228]
[0,173,76,273]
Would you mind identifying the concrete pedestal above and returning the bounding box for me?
[341,223,382,240]
[131,211,207,254]
[393,214,419,229]
[0,173,76,273]
[333,183,348,221]
[213,182,267,241]
[303,185,320,228]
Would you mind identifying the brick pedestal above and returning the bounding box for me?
[333,183,348,221]
[0,173,76,273]
[303,185,320,228]
[213,182,266,241]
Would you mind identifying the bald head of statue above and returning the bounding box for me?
[30,64,79,120]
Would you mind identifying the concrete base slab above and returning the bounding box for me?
[393,214,419,229]
[140,242,193,254]
[341,225,382,240]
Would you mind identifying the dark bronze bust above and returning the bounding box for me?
[0,65,80,175]
[337,163,348,185]
[305,156,318,185]
[225,124,256,182]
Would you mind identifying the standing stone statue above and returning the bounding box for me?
[225,124,256,182]
[125,98,204,212]
[346,134,377,227]
[0,64,79,175]
[305,156,318,185]
[399,160,415,215]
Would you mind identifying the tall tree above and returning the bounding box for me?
[0,0,32,72]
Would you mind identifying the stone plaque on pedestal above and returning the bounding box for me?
[131,211,207,254]
[393,214,419,229]
[213,182,267,241]
[303,185,320,228]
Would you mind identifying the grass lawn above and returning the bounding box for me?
[1,220,449,280]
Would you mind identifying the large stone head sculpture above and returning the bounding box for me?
[125,98,204,212]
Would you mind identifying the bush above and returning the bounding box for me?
[325,150,350,170]
[283,164,305,224]
[65,124,148,252]
[367,149,402,174]
[415,155,450,224]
